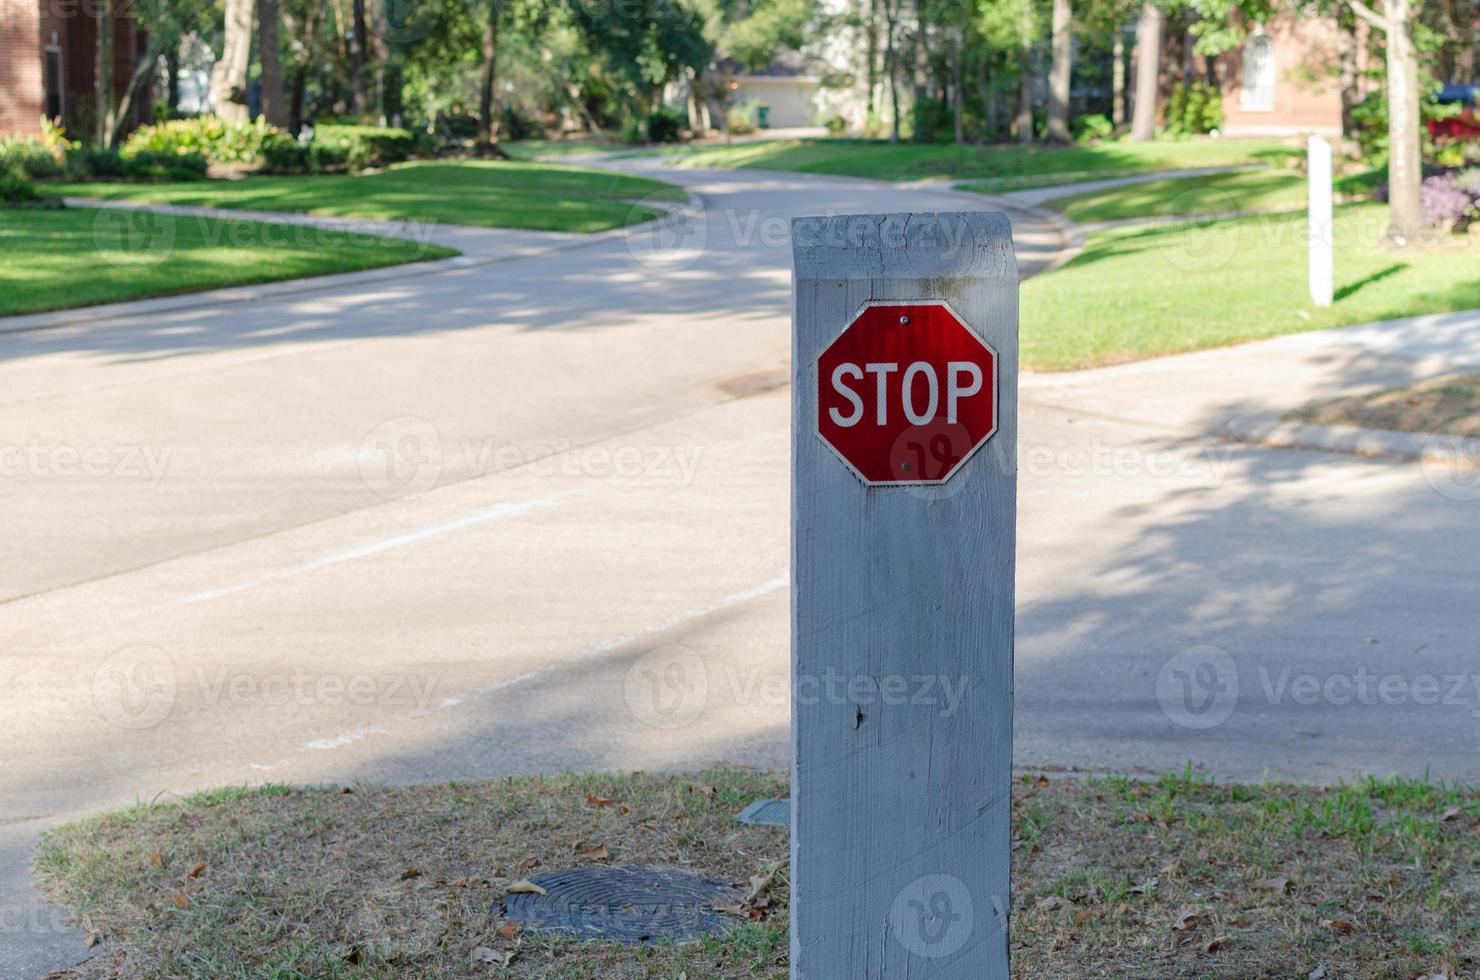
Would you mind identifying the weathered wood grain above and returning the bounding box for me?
[791,211,1018,979]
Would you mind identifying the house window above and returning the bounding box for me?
[44,47,63,122]
[1241,33,1275,111]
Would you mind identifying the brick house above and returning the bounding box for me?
[1214,16,1359,137]
[0,0,151,139]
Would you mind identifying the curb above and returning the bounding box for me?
[0,196,700,337]
[1218,415,1478,465]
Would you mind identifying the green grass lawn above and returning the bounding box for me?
[636,136,1296,186]
[1022,203,1480,371]
[34,768,1480,978]
[44,160,689,233]
[1038,167,1382,224]
[503,138,622,161]
[0,206,456,317]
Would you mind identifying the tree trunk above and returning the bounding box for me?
[978,58,997,140]
[210,0,252,124]
[866,0,880,118]
[165,47,180,114]
[1129,2,1161,141]
[108,35,166,147]
[476,1,502,151]
[1046,0,1072,142]
[1381,0,1423,241]
[94,0,115,144]
[1111,30,1125,127]
[1015,45,1033,142]
[350,0,368,115]
[951,27,964,143]
[1336,20,1359,139]
[884,0,901,142]
[910,0,928,140]
[257,0,288,126]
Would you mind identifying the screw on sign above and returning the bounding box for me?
[816,302,997,484]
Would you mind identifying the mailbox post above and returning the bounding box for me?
[790,212,1018,979]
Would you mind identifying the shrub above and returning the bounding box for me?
[122,115,280,166]
[824,115,847,135]
[64,146,126,179]
[621,117,645,145]
[0,162,39,204]
[646,106,686,144]
[0,136,62,178]
[725,102,757,136]
[1072,113,1114,143]
[259,131,309,173]
[311,123,419,170]
[121,149,208,180]
[1165,82,1223,136]
[1420,168,1480,230]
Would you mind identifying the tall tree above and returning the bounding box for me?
[1111,28,1126,125]
[477,0,501,149]
[258,0,289,126]
[350,0,369,114]
[210,0,253,123]
[1046,0,1073,140]
[94,0,116,144]
[1347,0,1424,240]
[911,0,930,139]
[1015,0,1034,143]
[883,0,902,140]
[1129,2,1161,139]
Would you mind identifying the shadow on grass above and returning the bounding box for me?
[1335,262,1408,302]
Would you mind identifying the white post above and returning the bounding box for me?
[790,212,1018,979]
[1308,135,1334,308]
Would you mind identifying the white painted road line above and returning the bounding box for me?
[122,494,574,623]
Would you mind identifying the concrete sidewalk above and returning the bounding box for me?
[1022,308,1480,457]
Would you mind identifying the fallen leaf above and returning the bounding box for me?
[172,893,189,909]
[497,921,518,940]
[1172,910,1207,932]
[1205,936,1228,953]
[579,843,611,860]
[1129,877,1158,896]
[1074,908,1092,925]
[448,876,473,888]
[1321,918,1356,934]
[1440,805,1462,822]
[186,862,207,880]
[84,933,101,949]
[1036,895,1069,911]
[618,804,631,815]
[1251,876,1289,895]
[399,868,423,881]
[1035,774,1050,788]
[471,945,507,965]
[517,855,540,871]
[1307,964,1328,979]
[586,794,612,808]
[150,853,163,868]
[506,880,547,896]
[340,786,355,795]
[690,784,716,799]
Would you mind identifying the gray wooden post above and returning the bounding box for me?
[1308,136,1334,307]
[790,212,1018,979]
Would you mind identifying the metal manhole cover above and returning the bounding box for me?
[500,866,745,944]
[736,798,790,827]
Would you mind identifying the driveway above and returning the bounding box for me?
[3,160,1478,975]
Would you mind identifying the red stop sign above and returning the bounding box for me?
[816,301,998,485]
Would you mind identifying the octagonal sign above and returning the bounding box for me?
[816,301,998,485]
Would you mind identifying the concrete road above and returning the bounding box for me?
[3,160,1479,974]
